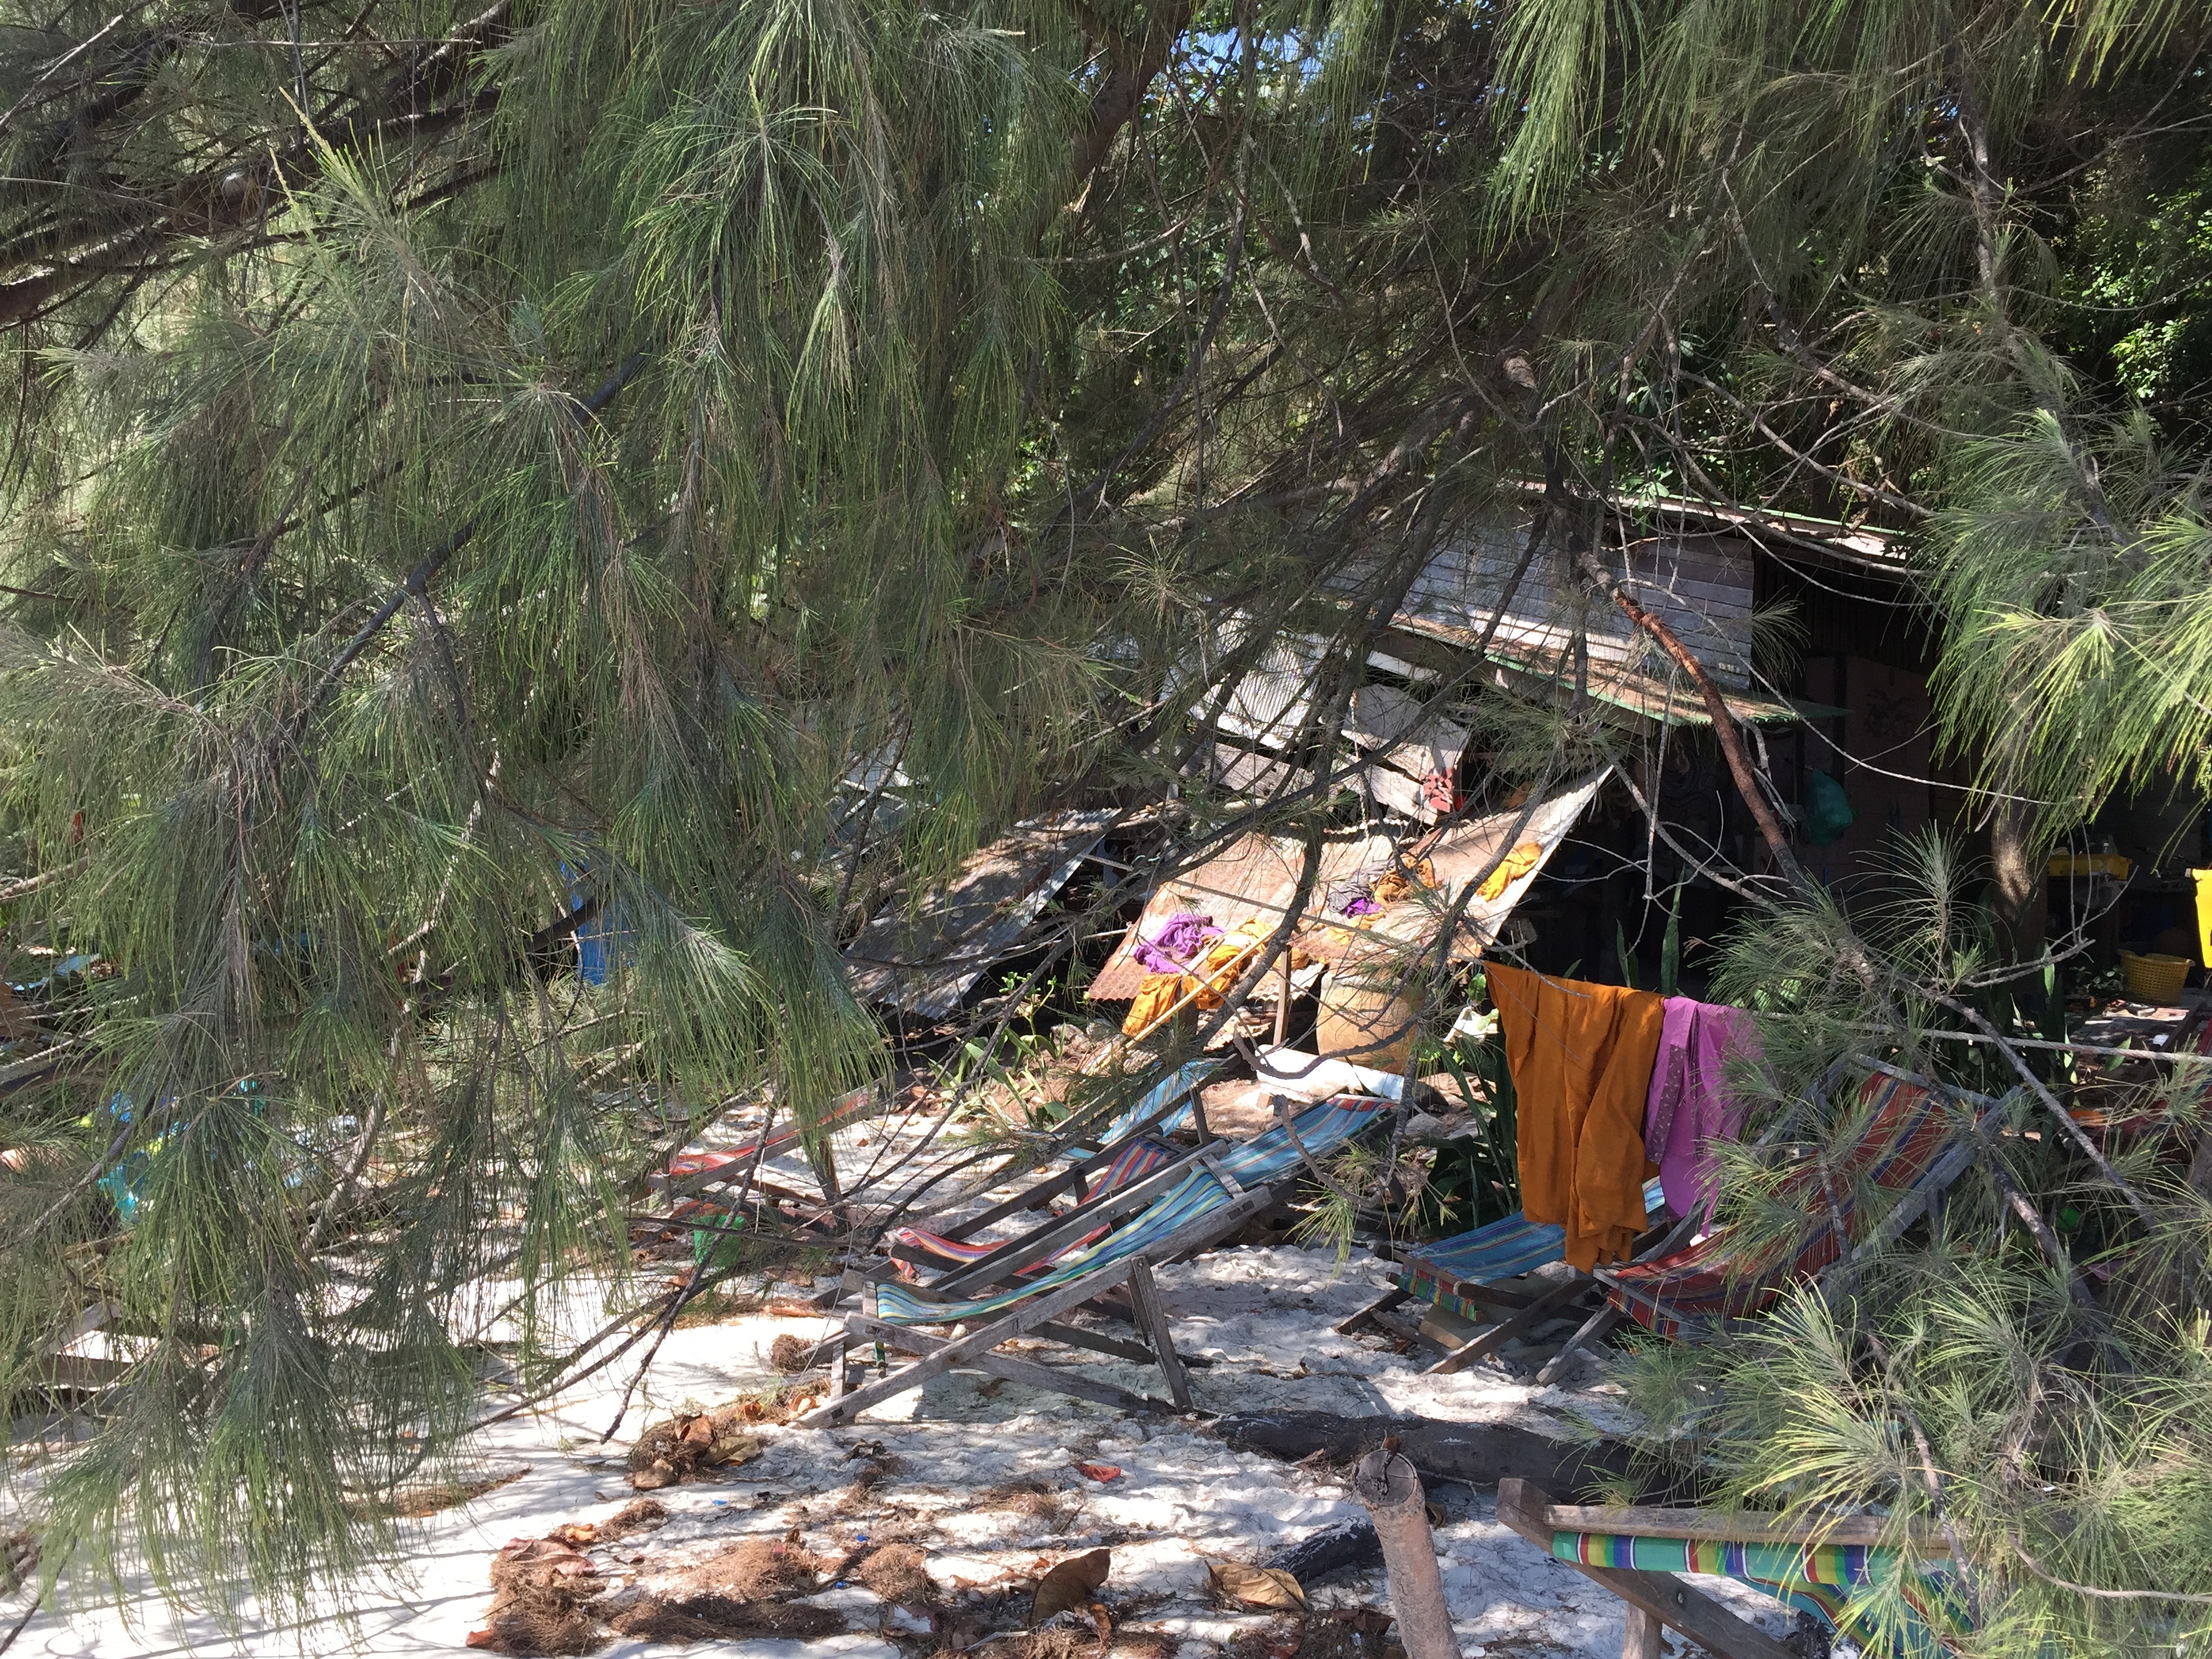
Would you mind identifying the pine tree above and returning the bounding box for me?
[1,0,2209,1633]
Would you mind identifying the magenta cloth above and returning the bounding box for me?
[1132,911,1221,974]
[1643,998,1761,1224]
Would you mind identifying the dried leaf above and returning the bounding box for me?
[1073,1462,1122,1482]
[1026,1548,1111,1626]
[1206,1559,1308,1610]
[1086,1599,1115,1645]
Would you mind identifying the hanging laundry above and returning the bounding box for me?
[1475,840,1543,904]
[1643,998,1762,1226]
[1131,911,1223,975]
[1486,962,1664,1270]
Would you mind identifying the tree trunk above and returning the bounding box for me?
[1351,1447,1462,1659]
[1991,794,2046,963]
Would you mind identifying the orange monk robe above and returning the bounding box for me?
[1484,962,1664,1270]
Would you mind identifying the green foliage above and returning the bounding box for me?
[0,0,2208,1629]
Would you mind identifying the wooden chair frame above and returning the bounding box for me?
[802,1098,1392,1427]
[1496,1479,1948,1659]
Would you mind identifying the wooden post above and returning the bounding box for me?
[1622,1605,1662,1659]
[1352,1446,1462,1659]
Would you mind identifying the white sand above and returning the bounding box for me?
[7,1240,1796,1659]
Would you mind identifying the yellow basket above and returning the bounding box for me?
[2120,950,2192,1003]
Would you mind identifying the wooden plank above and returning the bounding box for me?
[1359,762,1437,823]
[1200,743,1312,800]
[1624,1605,1662,1659]
[1527,1498,1946,1552]
[845,808,1119,1019]
[1346,682,1470,773]
[1336,1285,1412,1335]
[1534,1305,1624,1385]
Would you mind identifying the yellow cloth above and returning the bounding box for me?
[1122,920,1306,1038]
[1486,962,1664,1271]
[1475,840,1544,903]
[2194,869,2212,969]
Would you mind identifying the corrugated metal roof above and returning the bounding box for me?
[1086,772,1610,1000]
[846,808,1120,1020]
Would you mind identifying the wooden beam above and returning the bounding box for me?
[1535,1305,1623,1385]
[1336,1284,1412,1334]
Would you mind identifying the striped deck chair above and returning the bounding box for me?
[652,1084,880,1199]
[874,1060,1219,1284]
[1520,1070,1995,1385]
[1338,1179,1670,1375]
[884,1133,1181,1278]
[1498,1479,1963,1659]
[800,1093,1393,1427]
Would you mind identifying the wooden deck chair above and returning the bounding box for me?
[1337,1178,1676,1375]
[651,1084,883,1201]
[1496,1479,1961,1659]
[798,1093,1394,1427]
[884,1132,1186,1277]
[1534,1069,1999,1382]
[879,1061,1218,1279]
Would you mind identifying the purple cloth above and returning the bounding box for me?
[1132,911,1220,975]
[1643,998,1761,1225]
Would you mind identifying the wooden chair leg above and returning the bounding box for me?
[1623,1603,1662,1659]
[1427,1277,1591,1376]
[1127,1256,1191,1411]
[1536,1305,1624,1385]
[1336,1284,1412,1335]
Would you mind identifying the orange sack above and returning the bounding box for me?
[1484,962,1663,1270]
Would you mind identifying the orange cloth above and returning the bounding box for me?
[1485,962,1664,1270]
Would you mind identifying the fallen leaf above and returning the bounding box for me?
[1073,1462,1122,1482]
[1085,1599,1115,1644]
[546,1521,600,1546]
[1206,1559,1308,1611]
[1027,1548,1111,1627]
